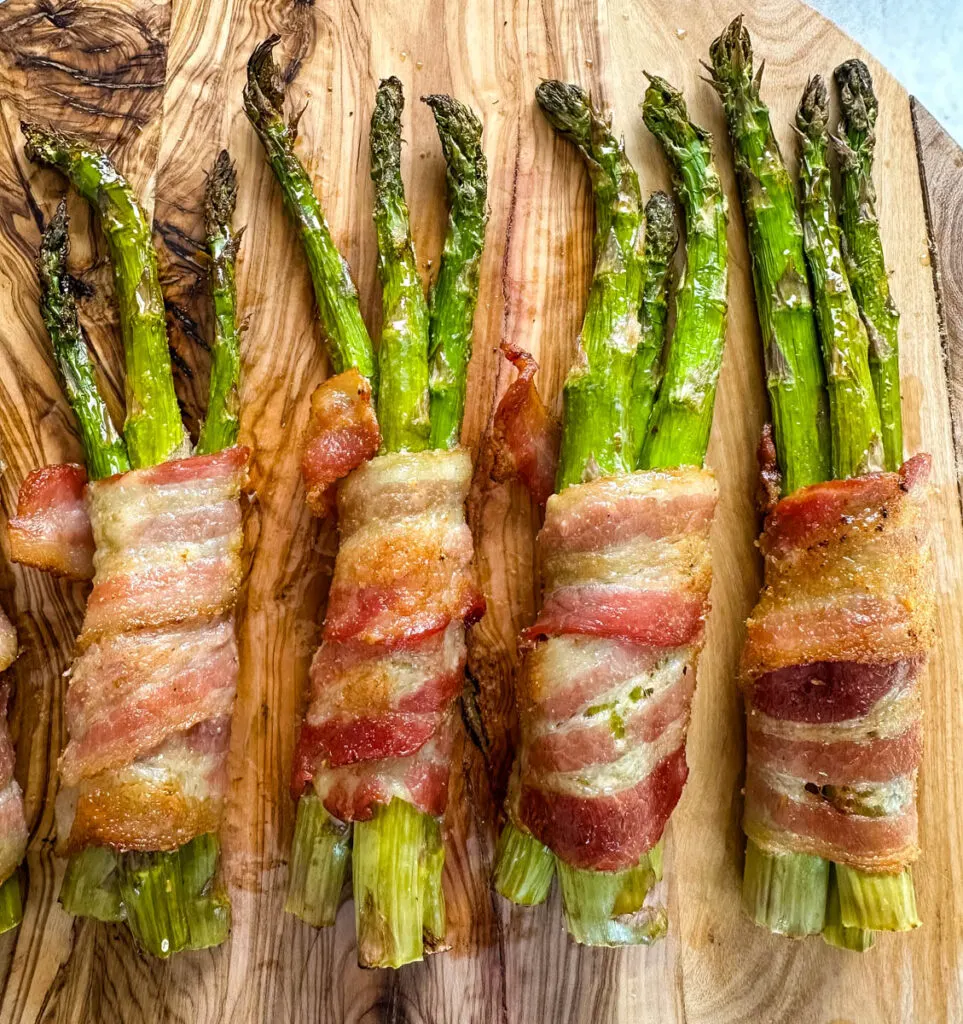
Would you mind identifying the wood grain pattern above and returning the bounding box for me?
[0,1,960,1022]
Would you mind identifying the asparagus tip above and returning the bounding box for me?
[421,93,487,194]
[708,14,753,90]
[21,120,75,169]
[39,195,69,269]
[834,58,878,146]
[205,150,238,239]
[641,73,710,153]
[244,35,286,127]
[796,75,829,142]
[535,79,595,146]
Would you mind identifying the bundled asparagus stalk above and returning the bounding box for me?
[245,37,488,968]
[493,76,728,945]
[710,17,932,951]
[12,130,246,957]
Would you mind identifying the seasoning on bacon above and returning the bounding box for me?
[46,446,251,853]
[293,448,482,821]
[742,454,935,873]
[490,342,559,507]
[511,465,717,871]
[0,612,27,890]
[301,368,381,515]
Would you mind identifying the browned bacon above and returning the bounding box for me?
[742,456,935,873]
[294,449,480,823]
[30,446,252,853]
[0,613,27,887]
[509,466,717,871]
[491,342,559,507]
[9,463,94,580]
[301,368,381,515]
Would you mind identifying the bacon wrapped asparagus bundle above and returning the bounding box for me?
[493,77,728,945]
[710,19,933,949]
[9,136,246,956]
[0,607,27,934]
[245,39,488,968]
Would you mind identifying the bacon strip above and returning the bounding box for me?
[294,449,481,822]
[511,466,717,871]
[742,456,935,872]
[301,368,381,515]
[46,447,251,853]
[0,674,27,887]
[491,342,559,507]
[8,463,94,580]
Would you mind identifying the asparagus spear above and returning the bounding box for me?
[423,93,489,450]
[796,77,883,479]
[27,140,234,956]
[534,81,646,491]
[369,78,431,453]
[627,191,678,468]
[244,36,377,386]
[707,17,831,494]
[197,150,242,456]
[37,199,130,479]
[640,75,729,470]
[22,123,187,468]
[834,59,903,471]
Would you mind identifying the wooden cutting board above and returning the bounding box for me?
[0,1,960,1021]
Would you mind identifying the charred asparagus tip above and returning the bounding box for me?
[642,190,678,266]
[834,58,878,137]
[244,34,286,125]
[205,149,238,239]
[370,76,406,199]
[39,195,69,276]
[535,80,596,145]
[708,14,753,87]
[796,75,829,141]
[422,94,485,179]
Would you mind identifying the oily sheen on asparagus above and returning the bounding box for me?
[9,134,246,957]
[710,18,934,949]
[492,78,728,945]
[245,38,488,968]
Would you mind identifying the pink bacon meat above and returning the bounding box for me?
[0,611,27,887]
[293,448,482,823]
[511,466,718,872]
[8,447,253,853]
[741,454,935,874]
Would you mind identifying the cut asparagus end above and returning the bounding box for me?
[742,840,829,936]
[835,864,920,932]
[118,833,231,958]
[421,812,447,953]
[0,870,23,934]
[285,793,352,927]
[822,865,875,951]
[557,842,666,947]
[493,821,556,906]
[61,846,125,922]
[353,798,433,969]
[197,149,242,457]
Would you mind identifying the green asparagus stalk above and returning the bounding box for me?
[708,18,831,493]
[492,820,556,905]
[535,81,646,491]
[60,846,124,922]
[37,199,130,480]
[835,864,920,932]
[627,191,678,468]
[796,77,883,479]
[423,94,489,450]
[196,150,242,456]
[369,78,431,453]
[742,839,828,936]
[823,864,875,951]
[284,793,351,927]
[244,36,377,387]
[0,871,23,935]
[22,123,187,468]
[640,75,729,470]
[834,59,903,471]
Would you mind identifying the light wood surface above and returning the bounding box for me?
[0,1,960,1021]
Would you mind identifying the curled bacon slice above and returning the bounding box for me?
[9,463,94,580]
[294,448,481,822]
[48,446,250,853]
[511,466,718,871]
[0,612,27,887]
[742,455,935,873]
[301,368,380,515]
[491,342,559,507]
